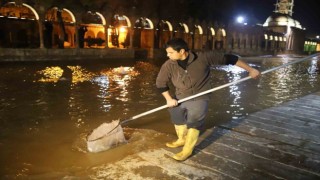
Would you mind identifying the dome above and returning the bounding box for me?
[263,13,302,29]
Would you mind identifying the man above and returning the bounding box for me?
[156,38,260,161]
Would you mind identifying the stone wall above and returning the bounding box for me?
[0,48,135,62]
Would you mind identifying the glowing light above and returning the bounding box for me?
[195,25,203,34]
[221,29,226,37]
[102,67,139,82]
[236,16,245,23]
[166,21,173,31]
[179,23,189,33]
[269,35,273,40]
[145,18,154,29]
[91,75,109,88]
[119,26,127,33]
[210,27,215,36]
[102,66,139,77]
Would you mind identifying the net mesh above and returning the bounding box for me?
[87,120,127,153]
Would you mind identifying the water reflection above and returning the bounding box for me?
[36,65,95,83]
[100,66,139,103]
[68,66,95,84]
[69,85,87,128]
[37,66,64,83]
[258,56,320,107]
[214,65,255,119]
[36,64,141,107]
[308,59,320,78]
[91,76,110,112]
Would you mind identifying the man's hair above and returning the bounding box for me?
[165,38,189,52]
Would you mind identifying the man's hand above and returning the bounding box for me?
[235,59,261,79]
[162,91,178,107]
[166,98,178,107]
[248,68,261,79]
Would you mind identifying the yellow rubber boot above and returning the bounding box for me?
[166,125,187,148]
[172,128,199,161]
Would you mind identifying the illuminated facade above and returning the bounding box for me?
[262,0,318,53]
[0,0,317,60]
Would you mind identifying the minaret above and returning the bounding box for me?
[274,0,294,16]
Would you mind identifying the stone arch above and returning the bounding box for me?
[80,11,106,48]
[193,25,203,49]
[215,28,226,50]
[109,14,131,48]
[22,3,39,20]
[133,17,154,49]
[63,28,73,47]
[209,27,215,36]
[134,17,154,29]
[181,23,189,33]
[85,30,95,47]
[155,20,173,48]
[97,31,104,38]
[95,12,106,25]
[203,26,215,50]
[82,11,104,24]
[173,22,189,44]
[86,30,95,38]
[0,2,40,48]
[0,2,38,19]
[123,15,132,27]
[45,7,76,48]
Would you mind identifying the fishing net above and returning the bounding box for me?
[87,120,127,153]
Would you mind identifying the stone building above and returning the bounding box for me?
[0,0,318,61]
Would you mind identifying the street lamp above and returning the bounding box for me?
[236,16,245,23]
[236,16,247,25]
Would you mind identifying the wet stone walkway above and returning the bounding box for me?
[93,92,320,179]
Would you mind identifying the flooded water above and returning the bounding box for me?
[0,55,320,179]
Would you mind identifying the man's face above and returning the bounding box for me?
[166,47,184,60]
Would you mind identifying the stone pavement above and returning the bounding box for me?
[89,91,320,179]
